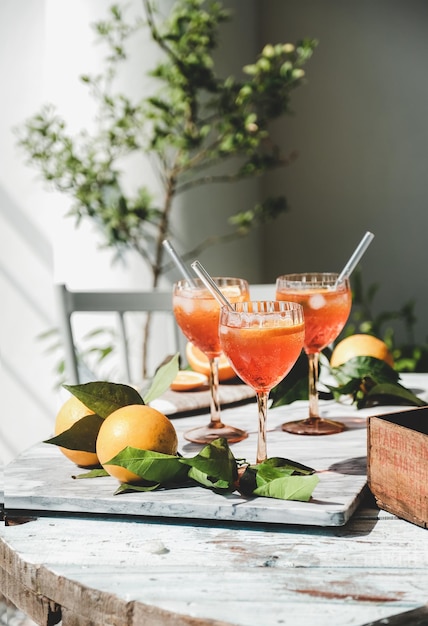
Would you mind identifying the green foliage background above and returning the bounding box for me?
[16,0,316,289]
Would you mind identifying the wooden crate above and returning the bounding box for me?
[367,407,428,528]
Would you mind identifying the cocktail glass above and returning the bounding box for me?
[276,272,352,435]
[219,301,304,463]
[173,277,250,444]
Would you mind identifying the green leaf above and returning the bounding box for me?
[271,376,308,407]
[255,465,293,484]
[44,413,104,452]
[72,468,109,479]
[328,355,425,408]
[255,457,316,478]
[104,446,188,484]
[364,382,426,407]
[114,481,161,494]
[332,356,399,385]
[143,353,180,404]
[254,474,320,501]
[328,377,362,398]
[63,381,144,418]
[187,466,231,490]
[179,438,238,488]
[270,352,308,407]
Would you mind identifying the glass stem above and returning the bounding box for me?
[308,352,320,419]
[208,356,223,428]
[256,391,269,464]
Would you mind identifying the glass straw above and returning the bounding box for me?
[336,231,374,285]
[191,261,234,310]
[162,239,196,286]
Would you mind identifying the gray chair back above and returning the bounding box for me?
[54,284,181,384]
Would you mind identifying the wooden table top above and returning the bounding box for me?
[2,500,428,626]
[2,374,428,626]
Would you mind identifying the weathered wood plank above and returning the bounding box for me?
[1,508,427,626]
[1,566,61,625]
[368,408,428,528]
[60,600,232,626]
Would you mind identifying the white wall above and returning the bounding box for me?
[0,0,260,465]
[1,0,56,466]
[260,0,428,344]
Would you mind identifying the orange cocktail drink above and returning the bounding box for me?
[276,280,351,354]
[219,301,304,463]
[220,317,304,392]
[173,282,249,358]
[172,277,250,444]
[276,273,352,435]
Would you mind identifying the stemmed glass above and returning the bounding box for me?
[276,273,352,435]
[173,277,250,444]
[219,301,304,463]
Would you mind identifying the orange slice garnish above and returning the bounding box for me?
[185,342,237,381]
[170,370,208,391]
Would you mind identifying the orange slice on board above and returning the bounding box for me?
[185,342,237,382]
[170,370,208,391]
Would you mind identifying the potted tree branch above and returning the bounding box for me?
[16,0,316,376]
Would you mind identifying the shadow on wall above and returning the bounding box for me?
[1,185,57,464]
[0,186,52,270]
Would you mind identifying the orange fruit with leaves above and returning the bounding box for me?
[330,334,394,368]
[54,395,99,467]
[96,404,178,483]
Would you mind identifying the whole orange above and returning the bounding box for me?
[96,404,178,483]
[330,334,394,368]
[54,395,99,467]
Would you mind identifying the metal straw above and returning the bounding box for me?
[336,231,375,285]
[162,239,196,286]
[191,260,234,310]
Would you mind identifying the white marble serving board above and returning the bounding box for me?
[4,395,401,527]
[149,381,255,415]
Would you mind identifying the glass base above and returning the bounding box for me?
[282,417,345,435]
[184,423,248,445]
